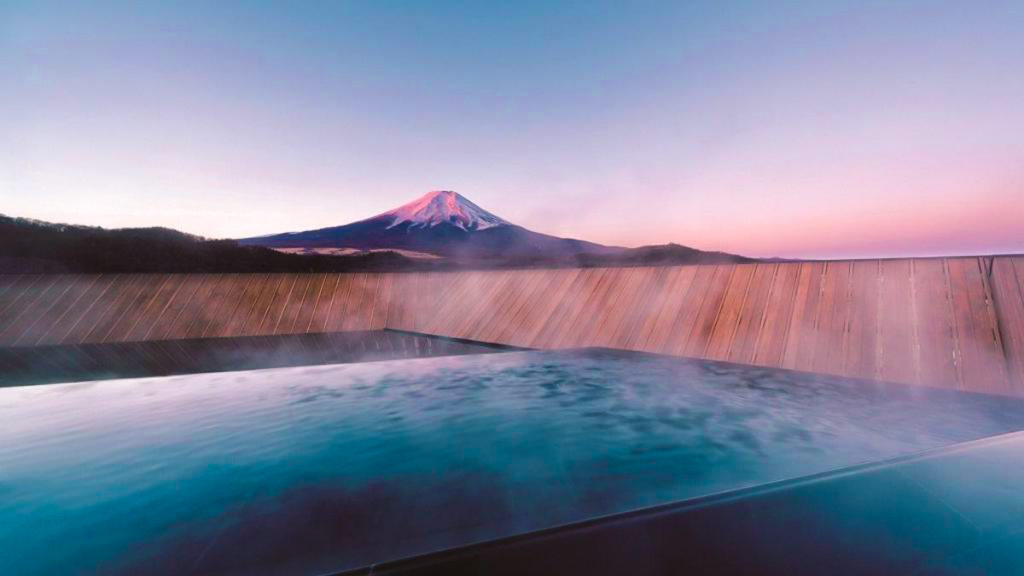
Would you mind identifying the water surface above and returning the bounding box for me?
[2,349,1023,575]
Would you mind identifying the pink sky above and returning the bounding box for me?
[3,1,1022,258]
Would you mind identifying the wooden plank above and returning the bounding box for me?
[139,274,193,340]
[781,262,825,372]
[241,274,285,336]
[293,273,327,333]
[272,273,311,334]
[231,274,274,336]
[2,275,77,346]
[325,274,355,332]
[0,274,23,301]
[991,257,1024,392]
[82,274,146,343]
[663,265,714,356]
[878,259,917,385]
[813,261,852,376]
[0,275,46,322]
[383,272,412,331]
[29,275,102,346]
[57,275,118,344]
[458,271,513,342]
[198,273,245,339]
[637,266,692,353]
[912,259,959,389]
[181,273,225,339]
[845,261,880,381]
[103,275,168,343]
[611,266,665,350]
[947,258,1009,394]
[260,273,298,335]
[493,269,546,345]
[123,275,183,341]
[0,274,59,342]
[532,268,592,348]
[705,264,755,362]
[752,263,799,368]
[364,274,387,331]
[564,268,620,348]
[428,272,481,337]
[342,272,369,331]
[727,263,776,365]
[590,268,644,347]
[1011,258,1024,392]
[479,270,533,343]
[159,274,211,340]
[630,266,681,352]
[522,269,582,348]
[682,264,735,358]
[308,274,341,333]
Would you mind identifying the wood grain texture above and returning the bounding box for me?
[3,256,1021,395]
[992,257,1024,393]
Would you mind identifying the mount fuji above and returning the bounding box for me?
[240,191,624,262]
[240,190,749,265]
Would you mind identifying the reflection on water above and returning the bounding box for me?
[2,349,1023,575]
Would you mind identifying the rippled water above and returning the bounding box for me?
[2,349,1023,576]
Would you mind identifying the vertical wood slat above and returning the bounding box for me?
[492,269,544,346]
[104,275,168,343]
[0,275,61,343]
[4,275,78,346]
[728,263,776,365]
[564,268,618,348]
[199,274,246,339]
[0,275,49,333]
[182,274,228,339]
[947,258,1008,394]
[912,260,959,389]
[752,263,799,368]
[782,262,825,372]
[532,268,592,348]
[586,267,636,348]
[665,264,715,356]
[641,266,696,354]
[309,274,340,334]
[84,274,146,343]
[845,261,880,381]
[29,275,102,346]
[522,269,581,348]
[705,264,755,362]
[991,257,1024,393]
[814,261,852,376]
[878,260,916,384]
[242,274,284,336]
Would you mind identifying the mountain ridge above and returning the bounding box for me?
[241,190,628,261]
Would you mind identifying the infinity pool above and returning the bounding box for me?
[3,349,1024,575]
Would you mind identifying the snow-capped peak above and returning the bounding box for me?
[379,190,511,231]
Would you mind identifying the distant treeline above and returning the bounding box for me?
[0,216,427,274]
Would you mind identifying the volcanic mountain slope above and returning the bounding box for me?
[240,190,625,261]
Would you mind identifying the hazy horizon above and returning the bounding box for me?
[3,1,1022,259]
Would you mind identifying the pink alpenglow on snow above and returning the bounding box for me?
[379,190,511,232]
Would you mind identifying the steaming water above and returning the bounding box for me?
[2,349,1023,575]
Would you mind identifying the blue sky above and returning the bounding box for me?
[2,1,1022,258]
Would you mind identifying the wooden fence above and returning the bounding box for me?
[2,256,1022,395]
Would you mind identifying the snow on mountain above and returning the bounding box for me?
[239,190,625,261]
[376,190,510,231]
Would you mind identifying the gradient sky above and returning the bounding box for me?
[2,1,1022,258]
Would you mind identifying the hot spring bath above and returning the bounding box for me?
[2,349,1023,575]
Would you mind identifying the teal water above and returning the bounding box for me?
[2,349,1023,576]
